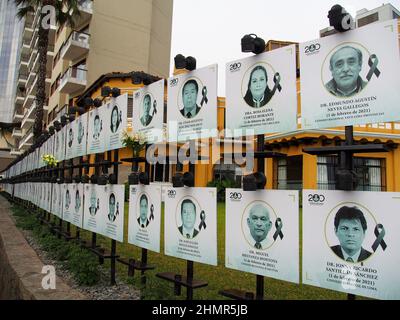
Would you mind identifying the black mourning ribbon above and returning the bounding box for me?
[200,86,208,106]
[199,210,206,230]
[372,223,387,252]
[149,204,154,221]
[152,100,157,116]
[116,202,119,217]
[366,54,381,81]
[273,72,282,92]
[273,217,284,241]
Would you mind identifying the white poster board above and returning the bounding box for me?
[164,187,217,265]
[303,189,400,300]
[104,93,128,151]
[167,64,218,142]
[226,45,298,136]
[300,19,400,129]
[128,184,162,253]
[132,80,165,143]
[225,189,299,283]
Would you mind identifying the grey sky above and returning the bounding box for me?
[170,0,400,95]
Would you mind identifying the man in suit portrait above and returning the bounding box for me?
[330,205,372,263]
[247,203,272,250]
[180,79,201,118]
[137,194,150,228]
[178,199,199,239]
[65,189,71,210]
[140,94,153,127]
[108,193,118,223]
[68,128,73,148]
[325,46,367,97]
[89,192,98,216]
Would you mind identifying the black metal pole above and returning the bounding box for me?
[110,149,119,286]
[186,260,194,300]
[255,134,265,300]
[141,248,148,285]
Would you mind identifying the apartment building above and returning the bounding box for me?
[12,0,173,154]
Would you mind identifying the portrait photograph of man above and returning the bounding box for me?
[75,189,81,213]
[65,189,71,210]
[89,191,99,216]
[93,114,102,140]
[140,94,153,127]
[178,198,199,239]
[180,79,201,119]
[68,128,74,148]
[330,205,372,263]
[137,194,150,228]
[246,203,273,249]
[325,45,368,97]
[108,192,119,223]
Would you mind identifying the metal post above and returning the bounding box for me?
[141,248,148,285]
[111,239,117,285]
[186,260,194,300]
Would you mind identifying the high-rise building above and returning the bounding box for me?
[0,0,23,123]
[12,0,173,154]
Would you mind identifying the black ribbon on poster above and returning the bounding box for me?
[149,204,154,221]
[152,100,157,116]
[372,223,387,252]
[273,217,284,241]
[200,86,208,106]
[366,54,381,81]
[116,202,120,217]
[273,72,282,92]
[199,210,206,230]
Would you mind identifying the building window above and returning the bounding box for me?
[317,156,386,191]
[274,156,303,190]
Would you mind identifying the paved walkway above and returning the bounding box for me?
[0,195,86,300]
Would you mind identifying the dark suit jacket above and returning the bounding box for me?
[178,225,199,239]
[108,213,116,223]
[140,114,153,127]
[330,245,372,262]
[180,105,201,118]
[137,217,150,228]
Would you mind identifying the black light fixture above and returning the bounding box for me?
[131,71,142,85]
[90,174,98,184]
[328,4,355,32]
[68,114,75,122]
[101,86,112,97]
[111,87,121,97]
[139,172,149,185]
[243,172,266,191]
[108,173,118,184]
[81,175,90,184]
[53,120,61,131]
[241,34,265,54]
[84,97,93,108]
[93,98,102,108]
[97,174,108,185]
[60,115,67,125]
[48,126,55,135]
[174,54,197,71]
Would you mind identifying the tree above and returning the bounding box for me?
[12,0,81,142]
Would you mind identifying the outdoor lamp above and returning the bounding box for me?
[174,54,197,71]
[111,87,121,97]
[336,169,358,190]
[74,175,81,183]
[243,172,266,191]
[131,71,142,85]
[81,174,90,183]
[93,98,102,108]
[108,173,118,184]
[101,86,112,97]
[48,126,55,134]
[64,176,72,184]
[182,172,194,187]
[90,174,98,184]
[68,114,75,122]
[54,120,61,131]
[84,97,93,108]
[128,172,139,185]
[172,172,184,188]
[60,115,67,125]
[97,174,108,185]
[139,172,149,185]
[328,4,355,32]
[241,34,265,54]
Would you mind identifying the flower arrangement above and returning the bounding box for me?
[121,130,147,157]
[42,154,59,167]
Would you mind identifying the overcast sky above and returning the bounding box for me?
[170,0,400,95]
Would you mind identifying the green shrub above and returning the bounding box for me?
[66,247,100,286]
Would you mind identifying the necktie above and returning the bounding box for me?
[346,257,354,262]
[186,233,191,239]
[141,224,145,228]
[255,242,262,249]
[187,112,192,118]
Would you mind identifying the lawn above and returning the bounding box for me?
[63,202,357,300]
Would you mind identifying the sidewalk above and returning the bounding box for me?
[0,195,86,300]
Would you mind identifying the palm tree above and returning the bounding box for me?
[12,0,81,142]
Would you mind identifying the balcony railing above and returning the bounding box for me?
[60,31,90,60]
[59,66,87,93]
